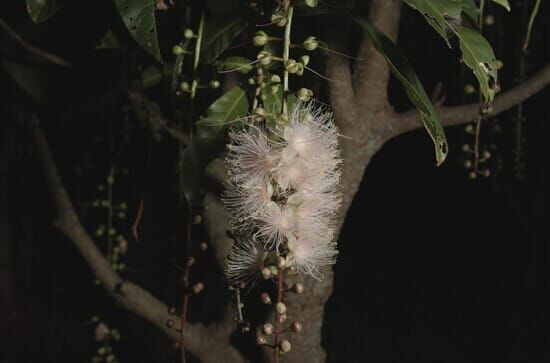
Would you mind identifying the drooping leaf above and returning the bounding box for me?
[113,0,161,61]
[215,56,254,74]
[181,87,249,204]
[352,15,448,165]
[26,0,63,23]
[490,0,511,11]
[403,0,498,103]
[456,26,498,102]
[3,61,53,103]
[202,13,247,64]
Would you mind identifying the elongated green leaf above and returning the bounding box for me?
[352,15,448,165]
[181,87,248,204]
[26,0,63,23]
[491,0,510,11]
[403,0,498,103]
[202,14,246,64]
[114,0,161,61]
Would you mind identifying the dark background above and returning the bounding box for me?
[1,0,549,362]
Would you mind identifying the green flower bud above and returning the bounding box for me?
[297,88,313,102]
[280,339,292,353]
[270,74,281,84]
[172,45,185,55]
[253,31,269,47]
[209,80,220,89]
[299,55,310,67]
[180,81,190,92]
[184,29,194,39]
[271,12,288,27]
[303,36,319,51]
[257,51,273,66]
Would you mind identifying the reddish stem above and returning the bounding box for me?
[274,268,284,363]
[180,209,193,363]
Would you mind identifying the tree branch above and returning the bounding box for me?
[30,115,244,363]
[353,0,402,115]
[395,63,550,135]
[0,17,71,67]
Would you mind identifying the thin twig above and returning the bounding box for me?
[0,17,71,67]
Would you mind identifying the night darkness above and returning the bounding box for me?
[1,1,549,362]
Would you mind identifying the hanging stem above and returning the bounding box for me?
[281,6,294,116]
[274,268,284,363]
[180,12,205,363]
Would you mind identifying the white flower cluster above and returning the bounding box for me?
[224,102,341,287]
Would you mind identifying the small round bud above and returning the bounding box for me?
[256,335,268,345]
[464,160,472,169]
[481,169,491,177]
[261,292,272,304]
[95,322,109,341]
[172,45,185,55]
[187,256,195,267]
[461,144,471,152]
[482,150,491,159]
[166,319,175,328]
[262,323,274,335]
[271,74,281,84]
[291,282,304,294]
[253,31,269,47]
[495,59,504,70]
[278,313,288,323]
[193,215,202,224]
[257,51,273,66]
[464,84,475,94]
[280,339,292,353]
[468,171,477,179]
[184,29,194,39]
[180,82,190,92]
[168,307,177,315]
[262,267,272,280]
[299,55,310,67]
[253,107,267,122]
[106,354,115,363]
[98,347,107,356]
[464,124,474,133]
[248,77,256,85]
[209,80,220,89]
[269,265,278,276]
[305,0,318,6]
[296,88,313,102]
[276,256,286,269]
[275,302,287,315]
[285,59,299,73]
[303,36,319,51]
[271,12,288,27]
[484,14,495,26]
[291,321,303,333]
[199,242,208,251]
[192,282,204,294]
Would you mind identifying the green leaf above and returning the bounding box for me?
[113,0,161,61]
[403,0,498,103]
[490,0,510,11]
[3,60,53,103]
[456,26,498,102]
[262,88,298,124]
[202,13,247,64]
[26,0,63,23]
[215,56,254,74]
[181,87,249,204]
[352,15,448,166]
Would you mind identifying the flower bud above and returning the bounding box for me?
[262,266,272,279]
[285,59,299,73]
[187,256,195,267]
[184,29,194,39]
[299,55,310,67]
[296,88,313,102]
[305,0,318,6]
[253,31,269,46]
[464,84,475,94]
[278,313,288,323]
[280,339,292,353]
[199,242,208,251]
[290,282,304,294]
[256,335,268,345]
[192,282,204,294]
[291,321,303,333]
[180,82,190,92]
[262,322,274,335]
[209,80,220,89]
[165,319,175,328]
[303,36,319,51]
[270,74,281,84]
[275,302,287,315]
[172,45,185,55]
[276,256,286,269]
[95,323,109,341]
[464,160,472,169]
[468,171,477,179]
[271,12,288,27]
[253,107,267,122]
[261,292,272,304]
[257,51,273,66]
